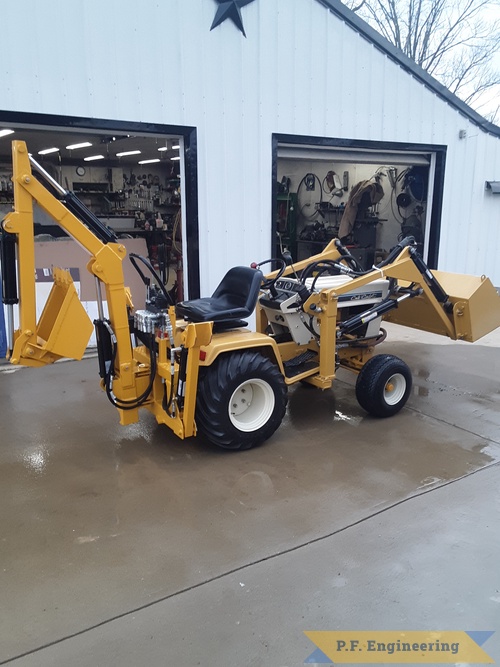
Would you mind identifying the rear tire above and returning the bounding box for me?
[196,350,287,450]
[355,354,412,418]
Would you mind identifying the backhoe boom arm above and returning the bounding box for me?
[1,140,135,394]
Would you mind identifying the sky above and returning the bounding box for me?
[474,4,500,123]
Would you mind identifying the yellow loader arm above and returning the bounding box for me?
[270,237,500,343]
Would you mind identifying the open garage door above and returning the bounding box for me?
[0,113,199,303]
[273,136,446,270]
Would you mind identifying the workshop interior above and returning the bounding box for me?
[0,125,185,303]
[276,143,432,268]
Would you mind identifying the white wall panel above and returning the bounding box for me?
[1,0,500,288]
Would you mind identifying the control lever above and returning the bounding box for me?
[269,284,279,299]
[282,249,302,281]
[282,250,310,304]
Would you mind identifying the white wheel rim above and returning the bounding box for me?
[229,379,275,432]
[383,373,406,405]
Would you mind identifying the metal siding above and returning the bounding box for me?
[1,0,500,287]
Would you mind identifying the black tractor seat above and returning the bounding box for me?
[176,266,264,328]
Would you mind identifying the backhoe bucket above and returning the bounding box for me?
[386,270,500,342]
[36,267,93,360]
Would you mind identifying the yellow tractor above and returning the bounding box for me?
[2,140,500,449]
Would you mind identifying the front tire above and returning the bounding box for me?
[355,354,412,418]
[196,351,287,450]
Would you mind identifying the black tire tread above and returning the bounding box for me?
[355,354,412,418]
[196,350,287,450]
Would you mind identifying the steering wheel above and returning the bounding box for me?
[251,258,287,290]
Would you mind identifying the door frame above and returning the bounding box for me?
[272,133,447,269]
[0,109,200,297]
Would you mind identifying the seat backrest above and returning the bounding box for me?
[212,266,263,313]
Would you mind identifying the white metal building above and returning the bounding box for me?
[1,0,500,299]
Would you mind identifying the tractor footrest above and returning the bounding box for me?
[284,350,318,378]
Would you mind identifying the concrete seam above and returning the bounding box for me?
[405,404,500,447]
[334,374,500,448]
[2,457,500,665]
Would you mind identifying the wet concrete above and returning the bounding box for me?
[12,464,500,667]
[0,323,499,664]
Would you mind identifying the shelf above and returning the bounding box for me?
[74,190,110,195]
[298,238,335,243]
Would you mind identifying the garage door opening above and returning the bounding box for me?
[0,112,199,303]
[273,136,446,270]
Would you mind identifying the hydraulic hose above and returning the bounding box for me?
[103,321,157,410]
[334,239,367,272]
[129,253,175,306]
[376,235,416,268]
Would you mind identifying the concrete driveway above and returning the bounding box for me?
[1,323,499,666]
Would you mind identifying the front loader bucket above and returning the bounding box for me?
[386,270,500,342]
[36,267,93,360]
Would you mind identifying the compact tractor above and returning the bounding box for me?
[2,141,500,449]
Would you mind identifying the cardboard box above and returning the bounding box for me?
[6,237,149,348]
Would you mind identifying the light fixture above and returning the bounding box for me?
[485,181,500,194]
[157,146,168,152]
[66,141,92,150]
[170,156,181,161]
[138,158,161,164]
[0,129,15,138]
[172,144,180,150]
[116,150,141,157]
[38,147,59,155]
[84,154,105,161]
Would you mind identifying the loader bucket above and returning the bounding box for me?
[385,270,500,342]
[36,267,93,360]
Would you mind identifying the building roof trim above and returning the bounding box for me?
[317,0,500,138]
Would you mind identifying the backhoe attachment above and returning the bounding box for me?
[1,141,129,369]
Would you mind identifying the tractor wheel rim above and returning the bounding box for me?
[229,379,275,432]
[384,373,407,405]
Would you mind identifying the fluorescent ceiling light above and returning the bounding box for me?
[0,129,15,138]
[116,150,141,157]
[138,158,160,164]
[170,156,180,161]
[38,147,59,155]
[84,154,105,161]
[66,141,92,150]
[172,144,180,150]
[157,146,168,152]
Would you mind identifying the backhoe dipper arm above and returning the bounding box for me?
[1,141,138,410]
